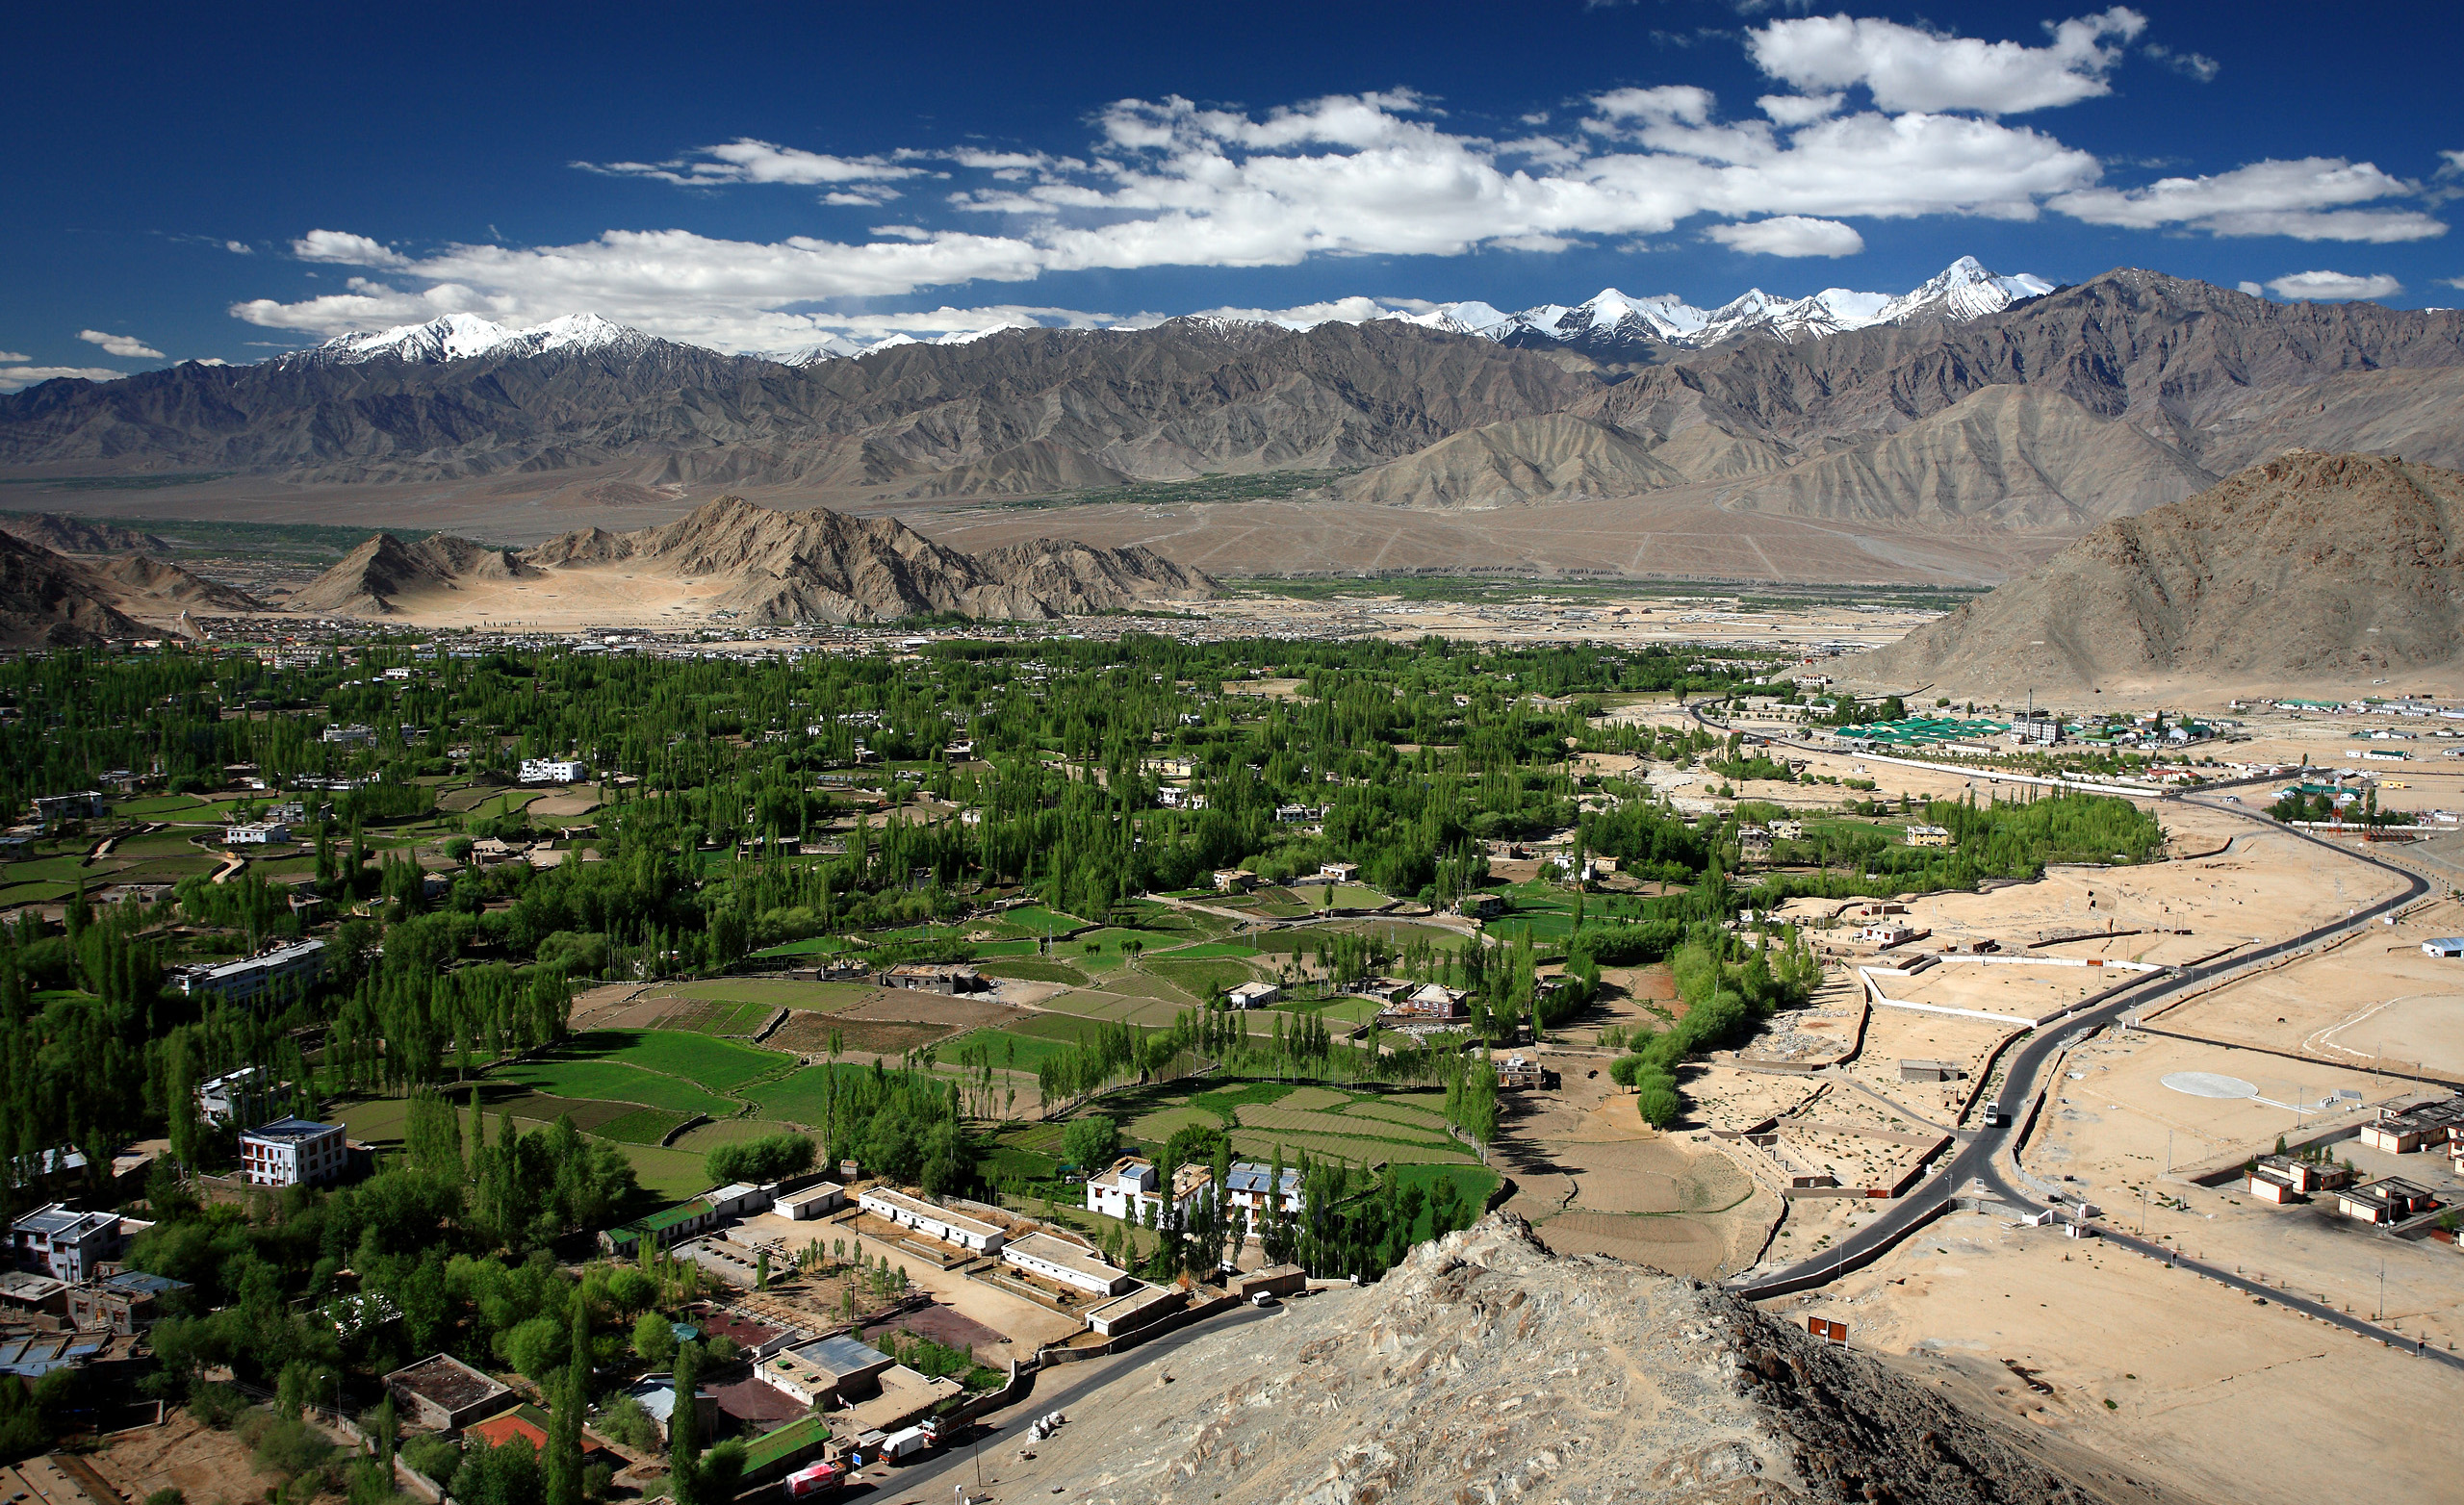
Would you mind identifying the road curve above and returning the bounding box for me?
[1680,703,2436,1314]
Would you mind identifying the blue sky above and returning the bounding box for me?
[6,0,2458,387]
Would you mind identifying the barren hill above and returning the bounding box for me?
[1854,450,2464,694]
[0,512,170,553]
[0,531,150,646]
[295,496,1214,624]
[1024,1216,2107,1505]
[90,554,266,614]
[290,532,532,615]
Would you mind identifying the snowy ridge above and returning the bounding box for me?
[1394,257,2051,355]
[282,312,655,367]
[272,257,2051,369]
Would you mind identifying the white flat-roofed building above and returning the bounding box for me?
[521,758,589,784]
[1225,981,1279,1009]
[857,1186,1004,1253]
[170,939,326,1004]
[1087,1281,1186,1338]
[1086,1157,1161,1223]
[239,1117,346,1187]
[222,822,290,845]
[195,1065,278,1127]
[777,1183,845,1219]
[1222,1161,1301,1235]
[705,1183,773,1218]
[1001,1232,1135,1296]
[11,1205,122,1283]
[2423,937,2464,958]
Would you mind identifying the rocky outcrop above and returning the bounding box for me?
[1855,450,2464,692]
[1038,1214,2096,1505]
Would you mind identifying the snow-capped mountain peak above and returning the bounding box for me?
[284,312,656,367]
[1388,257,2053,360]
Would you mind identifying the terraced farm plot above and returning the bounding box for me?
[647,979,874,1012]
[1228,1129,1469,1165]
[1234,1104,1451,1146]
[1347,1100,1450,1134]
[996,906,1095,936]
[1128,1106,1222,1145]
[671,1118,806,1154]
[1144,957,1264,1000]
[772,1014,955,1058]
[976,960,1089,986]
[489,1057,734,1117]
[747,1062,881,1123]
[648,999,774,1035]
[565,1029,792,1091]
[1156,941,1267,960]
[1277,1086,1356,1112]
[594,1108,697,1144]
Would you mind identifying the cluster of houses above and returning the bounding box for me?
[2246,1097,2462,1226]
[1083,1155,1303,1243]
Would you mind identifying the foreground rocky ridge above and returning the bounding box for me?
[1048,1215,2096,1505]
[1855,449,2464,693]
[295,496,1216,623]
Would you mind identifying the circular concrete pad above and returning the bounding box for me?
[2162,1071,2259,1099]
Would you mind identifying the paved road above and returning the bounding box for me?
[822,1303,1280,1503]
[1685,707,2439,1319]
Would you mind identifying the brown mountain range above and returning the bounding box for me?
[1852,450,2464,695]
[293,496,1215,623]
[6,268,2461,580]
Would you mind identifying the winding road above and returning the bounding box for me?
[1685,704,2456,1366]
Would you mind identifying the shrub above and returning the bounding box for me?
[706,1130,817,1186]
[594,1395,659,1454]
[398,1435,462,1485]
[1635,1071,1681,1128]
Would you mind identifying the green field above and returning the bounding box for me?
[649,978,872,1013]
[562,1029,793,1091]
[750,935,856,958]
[1228,1128,1469,1165]
[745,1062,880,1123]
[487,1057,735,1117]
[1143,957,1265,1000]
[671,1118,806,1154]
[594,1108,697,1144]
[975,959,1090,985]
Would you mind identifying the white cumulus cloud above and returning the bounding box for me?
[2237,280,2265,296]
[1746,8,2145,115]
[2265,269,2402,301]
[78,329,166,359]
[293,230,411,267]
[2050,157,2446,241]
[224,241,254,254]
[581,139,923,194]
[1706,215,1865,256]
[0,350,25,362]
[0,366,125,393]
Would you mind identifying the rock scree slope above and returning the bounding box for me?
[294,495,1215,622]
[1036,1215,2101,1505]
[1854,449,2464,694]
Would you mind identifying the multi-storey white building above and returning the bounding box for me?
[169,939,326,1004]
[222,822,291,845]
[239,1117,346,1187]
[520,758,589,784]
[11,1204,123,1282]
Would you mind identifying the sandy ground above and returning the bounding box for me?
[2144,892,2464,1079]
[726,1212,1084,1364]
[1784,1211,2464,1505]
[1496,1038,1781,1279]
[90,1410,286,1505]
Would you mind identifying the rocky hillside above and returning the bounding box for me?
[0,532,261,645]
[1854,450,2464,693]
[289,532,532,614]
[1036,1215,2101,1505]
[0,512,170,553]
[297,496,1215,623]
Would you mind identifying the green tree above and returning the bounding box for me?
[1062,1114,1121,1171]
